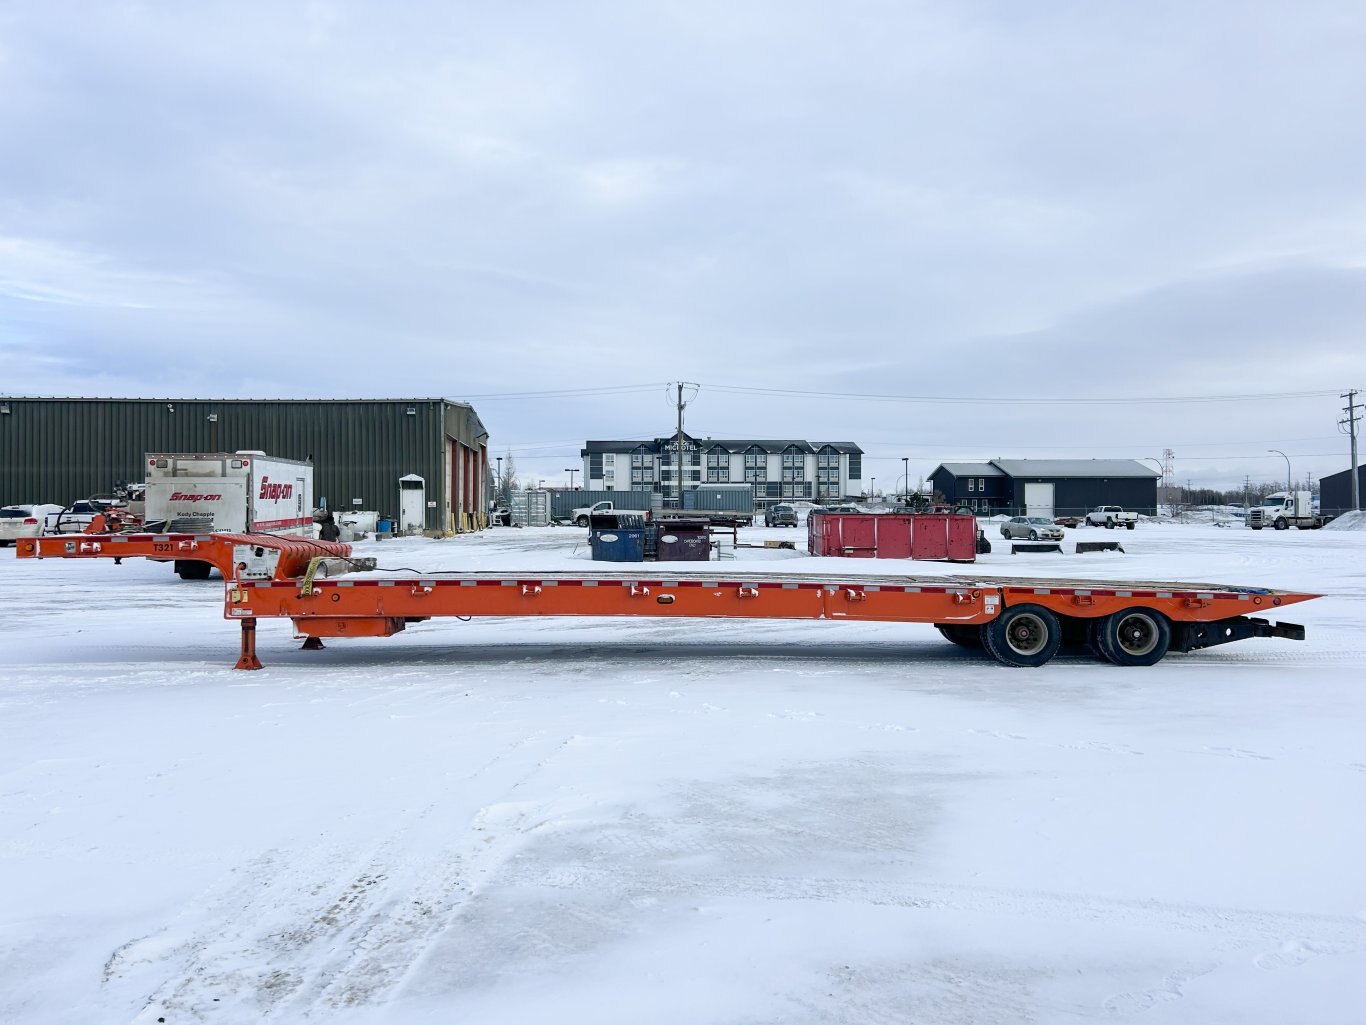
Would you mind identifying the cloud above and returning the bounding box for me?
[0,1,1364,489]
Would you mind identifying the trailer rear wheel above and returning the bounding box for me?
[1096,608,1171,666]
[935,623,984,649]
[174,559,212,581]
[983,604,1061,667]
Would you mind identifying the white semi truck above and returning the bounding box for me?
[144,451,315,577]
[1248,491,1328,531]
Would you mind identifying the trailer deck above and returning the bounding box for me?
[15,532,1318,670]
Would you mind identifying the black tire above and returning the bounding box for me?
[1104,520,1114,529]
[1087,618,1114,663]
[983,604,1062,667]
[935,623,984,649]
[1000,527,1010,538]
[1126,521,1135,530]
[1028,530,1039,540]
[174,559,212,581]
[1274,517,1289,531]
[1251,523,1263,531]
[1096,608,1171,667]
[575,515,589,527]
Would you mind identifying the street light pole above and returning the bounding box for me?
[496,456,502,498]
[565,468,577,490]
[870,476,876,500]
[902,457,909,500]
[1269,449,1291,495]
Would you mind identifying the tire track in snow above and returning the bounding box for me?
[117,730,588,1021]
[527,865,1366,960]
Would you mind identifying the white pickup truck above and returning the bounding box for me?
[1084,505,1138,529]
[571,500,619,527]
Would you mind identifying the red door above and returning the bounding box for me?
[837,515,878,558]
[947,514,977,562]
[911,515,949,561]
[874,515,913,558]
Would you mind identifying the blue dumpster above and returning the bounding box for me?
[590,527,646,562]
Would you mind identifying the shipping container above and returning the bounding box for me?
[509,489,551,527]
[549,489,653,521]
[682,484,756,514]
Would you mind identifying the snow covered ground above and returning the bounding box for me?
[2,521,1364,1024]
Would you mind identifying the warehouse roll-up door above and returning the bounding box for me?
[1024,483,1054,519]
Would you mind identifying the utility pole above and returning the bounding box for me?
[1342,389,1361,511]
[669,382,698,507]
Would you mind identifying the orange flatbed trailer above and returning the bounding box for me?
[225,566,1315,671]
[13,533,1317,670]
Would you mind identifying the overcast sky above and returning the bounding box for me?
[2,1,1364,492]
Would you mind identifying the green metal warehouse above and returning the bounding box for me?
[0,397,492,534]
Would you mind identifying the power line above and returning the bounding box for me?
[700,383,1339,406]
[456,383,666,401]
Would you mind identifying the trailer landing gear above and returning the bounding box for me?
[235,618,263,670]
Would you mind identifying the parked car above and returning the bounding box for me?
[764,503,799,527]
[1000,516,1064,541]
[0,504,64,546]
[1053,515,1084,528]
[824,504,863,514]
[46,499,122,534]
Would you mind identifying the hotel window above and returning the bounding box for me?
[744,447,767,483]
[968,478,975,492]
[706,450,730,483]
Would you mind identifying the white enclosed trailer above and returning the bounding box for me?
[144,451,315,577]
